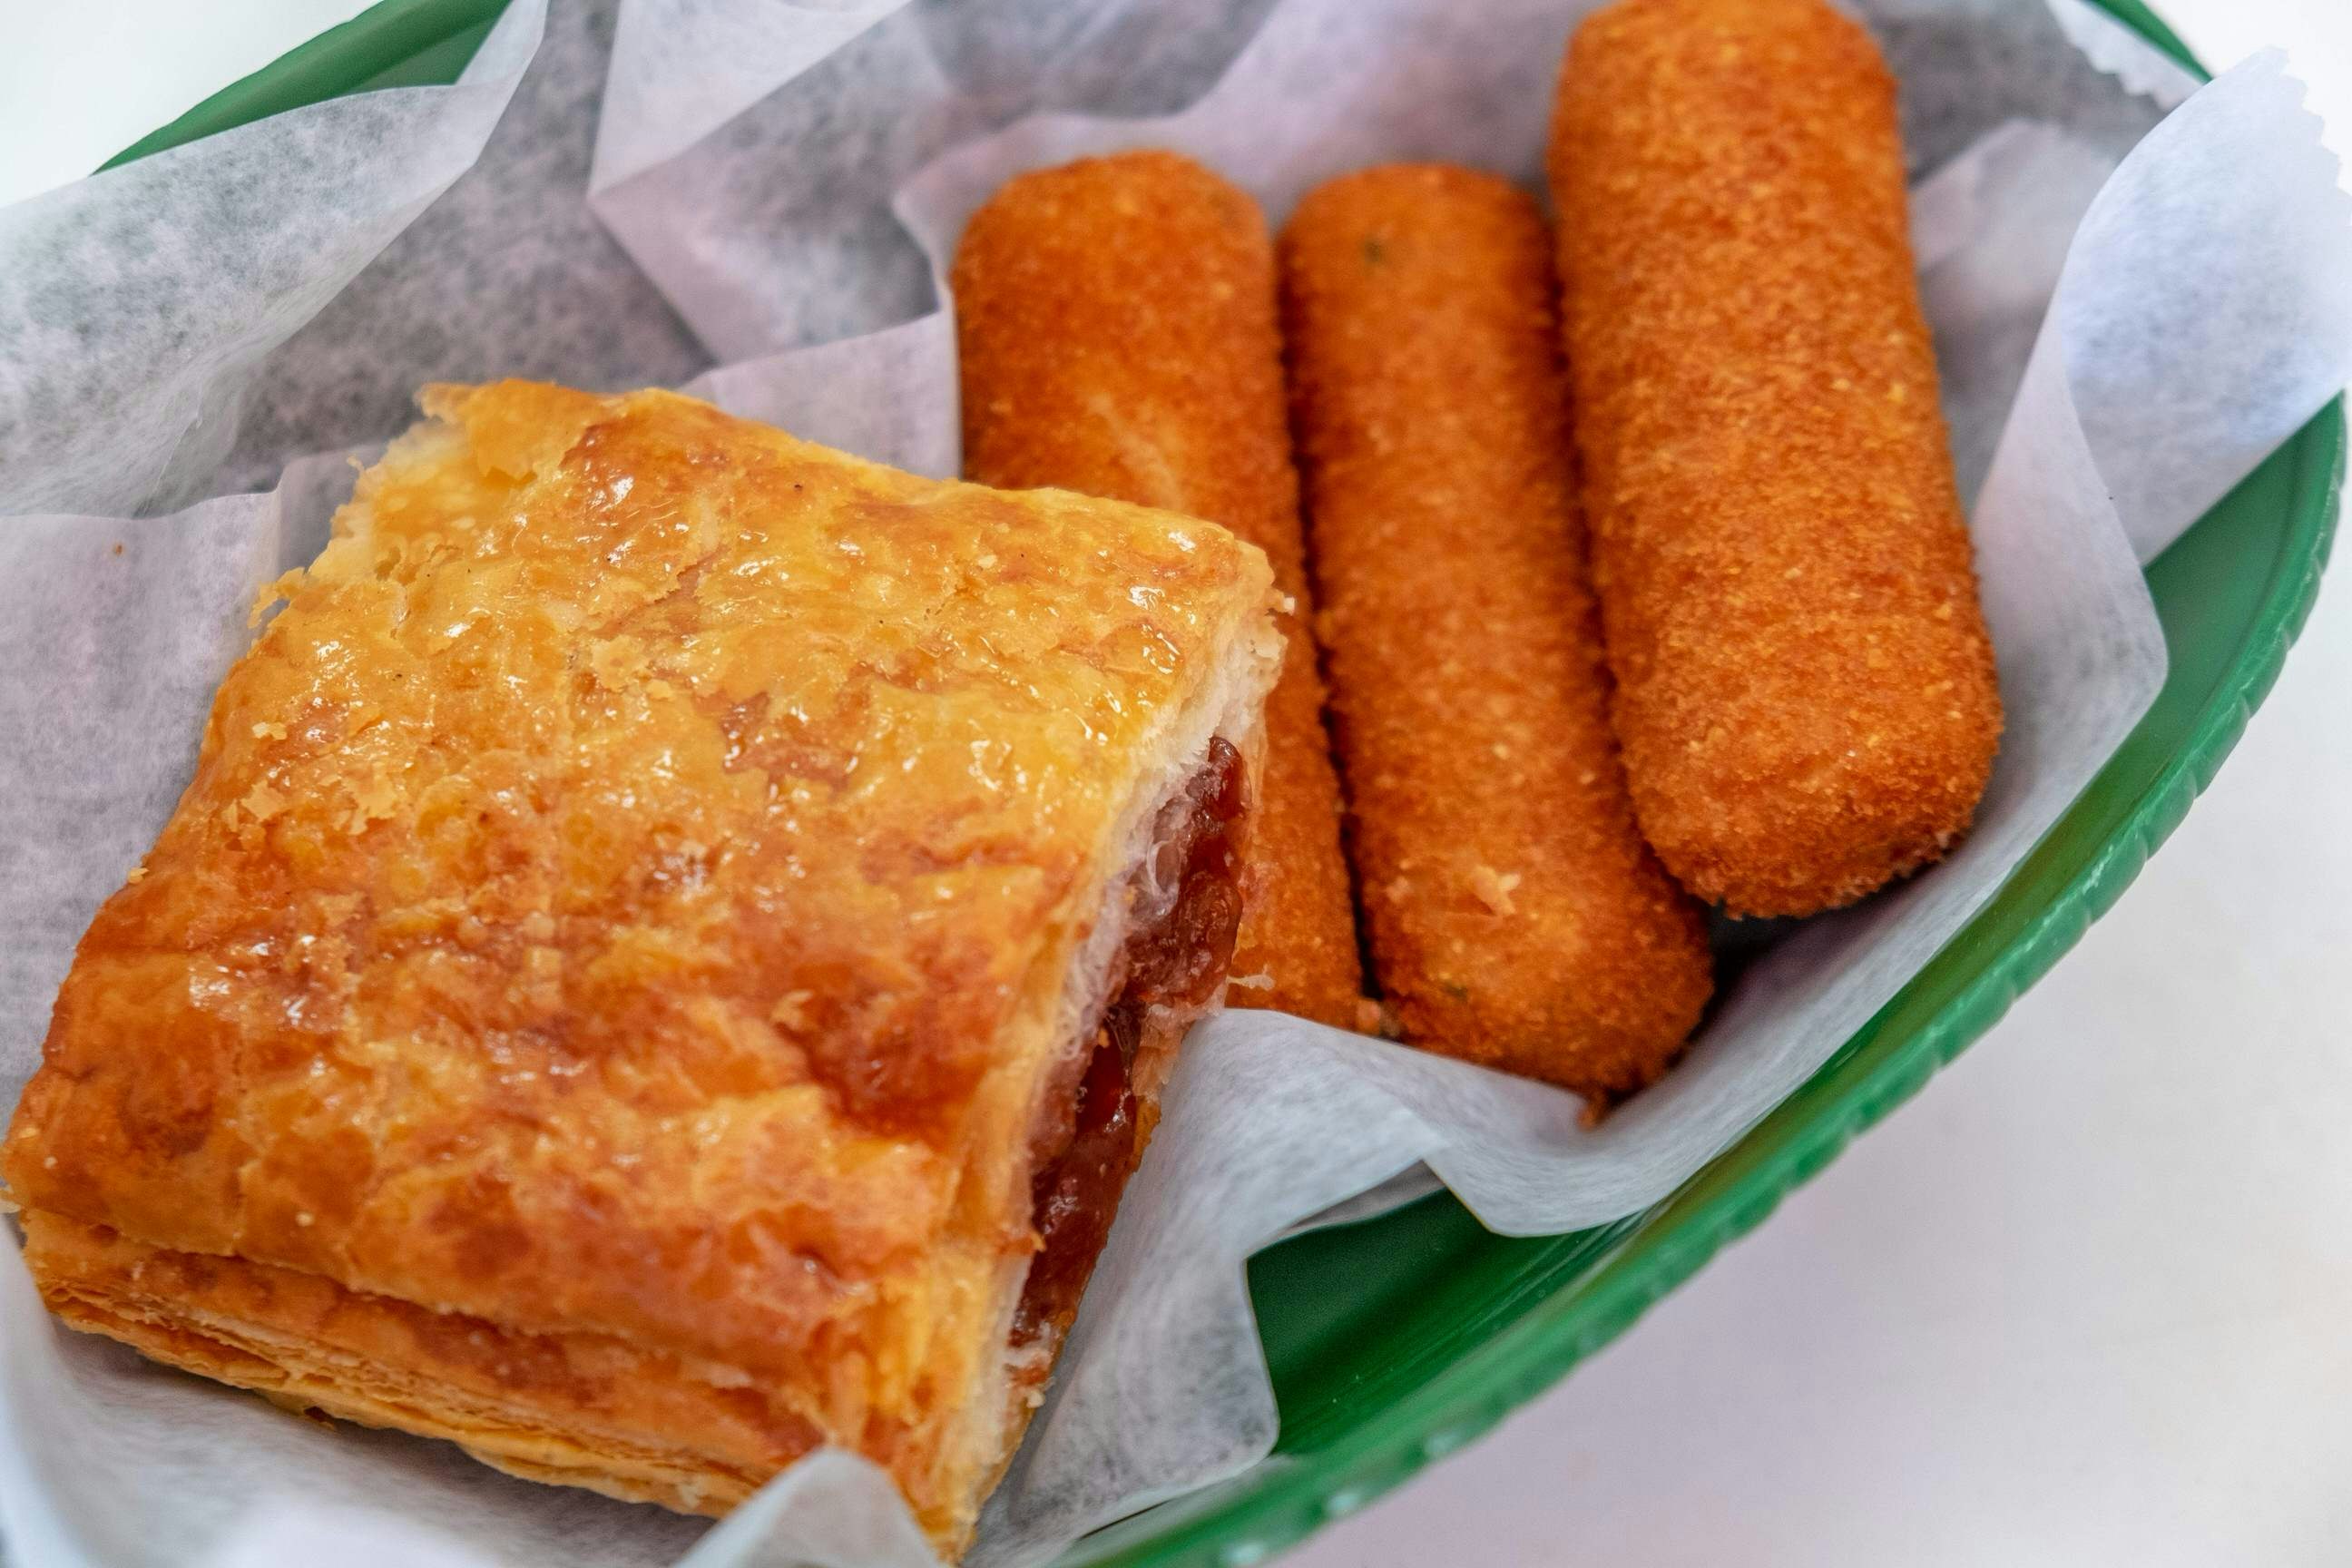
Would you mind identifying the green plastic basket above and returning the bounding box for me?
[99,3,2341,1563]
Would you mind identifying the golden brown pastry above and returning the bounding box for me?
[952,150,1368,1029]
[3,380,1282,1559]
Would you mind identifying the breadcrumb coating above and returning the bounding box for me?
[1282,164,1710,1100]
[1551,0,2002,916]
[954,150,1366,1024]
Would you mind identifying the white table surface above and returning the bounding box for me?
[4,3,2350,1564]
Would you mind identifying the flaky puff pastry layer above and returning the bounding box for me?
[5,381,1279,1556]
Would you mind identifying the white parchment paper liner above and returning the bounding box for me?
[0,0,2347,1564]
[0,0,547,518]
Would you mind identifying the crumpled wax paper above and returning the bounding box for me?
[0,0,545,518]
[1,0,2348,1563]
